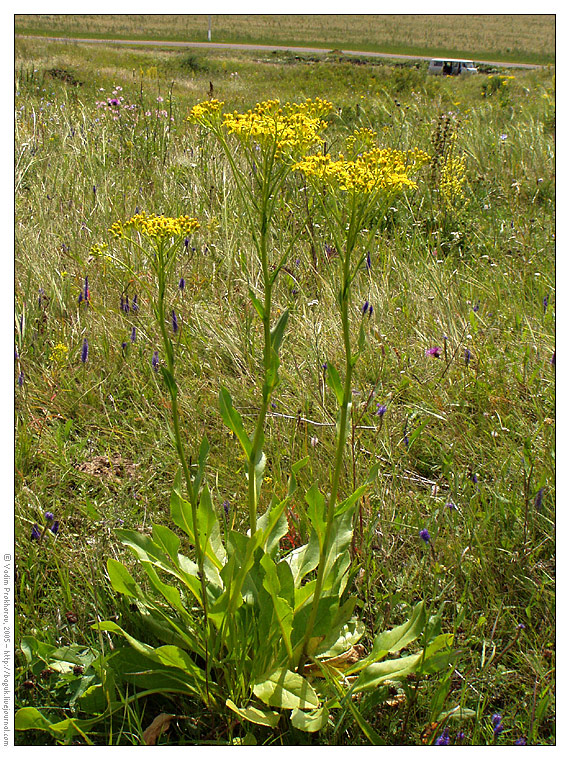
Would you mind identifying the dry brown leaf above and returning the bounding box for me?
[303,644,367,676]
[142,713,176,746]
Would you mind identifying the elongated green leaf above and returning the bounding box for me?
[253,668,319,710]
[270,308,289,354]
[362,602,427,667]
[106,559,144,599]
[335,463,380,517]
[305,484,326,549]
[15,707,103,740]
[290,706,329,732]
[326,363,344,405]
[219,386,252,457]
[285,533,320,587]
[248,287,265,320]
[226,699,281,728]
[160,365,178,399]
[352,652,422,692]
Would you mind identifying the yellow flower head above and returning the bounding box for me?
[293,146,430,195]
[109,212,200,241]
[219,98,332,158]
[50,343,69,364]
[187,99,225,126]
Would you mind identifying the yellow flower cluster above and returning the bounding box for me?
[187,99,225,125]
[50,343,69,363]
[109,212,200,240]
[293,147,430,194]
[221,98,332,157]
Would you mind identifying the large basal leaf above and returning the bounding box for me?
[170,479,226,571]
[357,601,427,670]
[226,699,281,728]
[106,559,145,600]
[253,668,319,710]
[15,707,104,741]
[351,651,423,693]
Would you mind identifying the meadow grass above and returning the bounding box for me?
[15,13,555,65]
[14,36,554,745]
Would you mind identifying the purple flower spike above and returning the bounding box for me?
[419,528,430,543]
[426,346,442,358]
[376,404,387,417]
[18,371,24,387]
[31,524,41,541]
[172,310,179,333]
[366,251,372,270]
[435,728,450,745]
[50,521,59,535]
[464,348,471,366]
[152,351,159,371]
[362,300,369,315]
[514,737,527,746]
[132,294,138,313]
[44,512,54,522]
[84,276,89,302]
[491,714,502,727]
[179,277,185,291]
[534,487,544,511]
[81,338,88,363]
[131,326,136,343]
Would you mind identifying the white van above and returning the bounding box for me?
[428,59,478,76]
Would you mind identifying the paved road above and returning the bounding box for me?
[16,35,544,69]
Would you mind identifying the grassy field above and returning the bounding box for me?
[14,13,555,65]
[14,34,555,746]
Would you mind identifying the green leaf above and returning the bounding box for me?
[305,484,326,549]
[219,386,252,457]
[270,308,289,354]
[253,668,319,710]
[285,532,320,587]
[290,706,330,732]
[106,559,143,599]
[326,363,344,405]
[359,601,427,669]
[248,287,265,320]
[352,652,423,692]
[170,480,226,571]
[191,435,210,502]
[226,699,281,728]
[160,365,178,399]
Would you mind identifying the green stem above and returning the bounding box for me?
[246,204,273,535]
[155,242,211,702]
[297,231,356,672]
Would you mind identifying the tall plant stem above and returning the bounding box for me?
[246,206,273,536]
[155,249,211,702]
[297,235,356,673]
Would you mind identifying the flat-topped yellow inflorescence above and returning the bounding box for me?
[293,147,431,194]
[188,97,332,158]
[109,212,200,240]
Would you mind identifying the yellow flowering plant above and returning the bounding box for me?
[70,112,452,740]
[293,134,431,671]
